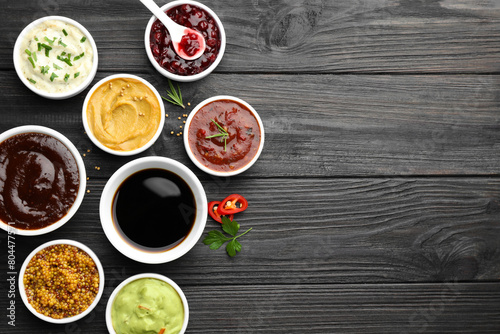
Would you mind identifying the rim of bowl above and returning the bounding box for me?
[144,0,226,82]
[0,125,87,236]
[99,156,207,264]
[183,95,265,177]
[105,273,189,334]
[82,74,166,156]
[18,239,105,324]
[13,16,99,100]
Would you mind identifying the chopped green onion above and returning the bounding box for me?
[35,37,39,41]
[28,56,35,68]
[50,72,58,82]
[62,29,68,36]
[74,72,80,78]
[64,73,70,82]
[73,52,85,61]
[80,36,86,43]
[53,63,62,70]
[40,65,50,75]
[32,52,37,62]
[57,55,73,66]
[25,49,31,56]
[37,43,41,51]
[40,43,52,57]
[44,36,55,45]
[58,39,67,47]
[61,51,66,56]
[28,78,36,84]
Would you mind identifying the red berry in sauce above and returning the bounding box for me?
[149,4,221,76]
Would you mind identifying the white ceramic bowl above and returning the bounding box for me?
[184,95,265,177]
[106,273,189,334]
[99,156,207,264]
[82,74,166,156]
[13,16,98,100]
[0,125,86,236]
[19,239,105,324]
[144,0,226,82]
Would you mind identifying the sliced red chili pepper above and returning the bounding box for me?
[217,194,248,216]
[208,201,234,224]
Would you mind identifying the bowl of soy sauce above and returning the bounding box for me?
[99,157,207,264]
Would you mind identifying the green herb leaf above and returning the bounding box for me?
[80,36,86,43]
[53,63,62,70]
[161,79,185,108]
[28,78,36,84]
[203,230,230,250]
[50,72,58,82]
[226,240,238,257]
[58,39,67,47]
[62,29,68,36]
[203,217,252,257]
[226,239,242,257]
[64,73,70,82]
[221,216,240,237]
[74,72,80,78]
[206,119,229,152]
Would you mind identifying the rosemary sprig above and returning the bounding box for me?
[206,119,229,151]
[161,79,185,108]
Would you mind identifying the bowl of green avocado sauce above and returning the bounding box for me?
[106,273,189,334]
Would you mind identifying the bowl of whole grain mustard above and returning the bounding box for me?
[19,240,104,323]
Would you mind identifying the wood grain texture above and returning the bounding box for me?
[1,71,499,177]
[1,283,499,333]
[0,0,499,333]
[1,177,498,286]
[0,0,500,73]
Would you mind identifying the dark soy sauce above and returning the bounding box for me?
[112,168,196,252]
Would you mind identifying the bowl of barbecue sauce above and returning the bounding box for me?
[99,157,207,264]
[0,126,86,236]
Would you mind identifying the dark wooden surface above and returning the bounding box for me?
[1,0,500,333]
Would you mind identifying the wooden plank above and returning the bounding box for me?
[3,177,498,285]
[1,282,499,333]
[1,72,499,176]
[1,0,500,73]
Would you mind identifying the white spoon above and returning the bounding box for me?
[140,0,206,60]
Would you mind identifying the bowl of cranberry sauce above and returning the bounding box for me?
[144,0,226,82]
[184,96,265,177]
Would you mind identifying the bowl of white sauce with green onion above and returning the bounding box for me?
[13,16,98,99]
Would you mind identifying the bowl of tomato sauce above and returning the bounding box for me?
[144,0,226,82]
[184,96,265,177]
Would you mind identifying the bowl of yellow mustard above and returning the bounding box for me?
[106,273,189,334]
[82,74,165,156]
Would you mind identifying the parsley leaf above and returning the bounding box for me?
[203,216,252,257]
[204,230,230,250]
[222,218,240,237]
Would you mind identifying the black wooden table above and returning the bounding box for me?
[1,0,500,333]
